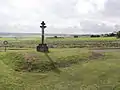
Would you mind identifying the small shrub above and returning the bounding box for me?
[116,31,120,38]
[74,35,79,38]
[91,35,100,37]
[54,36,57,38]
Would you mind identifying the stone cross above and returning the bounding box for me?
[36,21,49,52]
[40,21,47,44]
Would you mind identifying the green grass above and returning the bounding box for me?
[0,37,16,41]
[0,37,40,41]
[0,37,120,49]
[0,37,117,41]
[47,37,117,41]
[0,48,120,89]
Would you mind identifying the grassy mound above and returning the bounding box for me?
[0,49,93,72]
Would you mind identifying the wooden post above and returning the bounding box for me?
[5,46,6,52]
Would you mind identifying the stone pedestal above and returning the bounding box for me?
[36,44,49,52]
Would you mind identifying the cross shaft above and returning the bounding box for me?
[40,21,46,44]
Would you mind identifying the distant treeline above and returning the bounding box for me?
[47,36,64,39]
[90,33,116,37]
[90,35,100,37]
[90,31,120,38]
[47,31,120,38]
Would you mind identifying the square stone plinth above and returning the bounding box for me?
[36,44,49,52]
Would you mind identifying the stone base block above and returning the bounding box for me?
[36,44,49,52]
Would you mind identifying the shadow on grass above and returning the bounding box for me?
[44,53,61,74]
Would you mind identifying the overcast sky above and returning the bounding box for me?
[0,0,120,34]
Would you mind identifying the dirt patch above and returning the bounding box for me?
[89,52,104,60]
[24,53,39,62]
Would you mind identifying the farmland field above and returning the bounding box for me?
[0,37,120,50]
[0,37,120,90]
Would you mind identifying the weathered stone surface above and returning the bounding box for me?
[36,44,49,52]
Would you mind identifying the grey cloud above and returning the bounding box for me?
[103,0,120,17]
[50,0,78,18]
[0,0,118,34]
[45,26,83,34]
[80,20,115,34]
[0,24,40,33]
